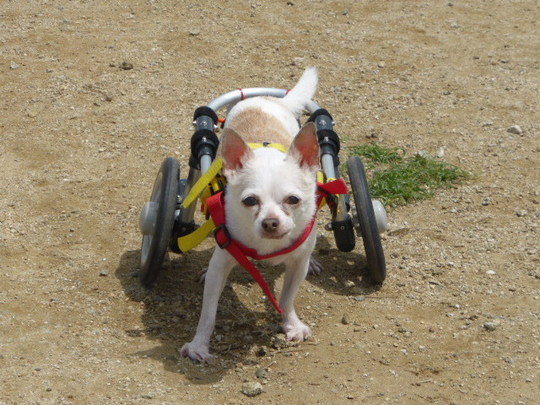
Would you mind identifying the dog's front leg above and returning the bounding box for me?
[180,248,235,362]
[279,251,312,341]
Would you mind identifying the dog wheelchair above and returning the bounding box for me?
[138,88,388,295]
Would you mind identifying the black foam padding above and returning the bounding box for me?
[193,106,218,125]
[307,108,334,123]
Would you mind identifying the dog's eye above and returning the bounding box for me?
[285,195,301,205]
[242,196,259,207]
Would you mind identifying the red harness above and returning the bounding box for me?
[206,178,349,313]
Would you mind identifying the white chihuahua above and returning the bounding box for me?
[180,67,320,362]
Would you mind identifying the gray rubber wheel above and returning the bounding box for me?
[139,157,179,286]
[347,156,386,283]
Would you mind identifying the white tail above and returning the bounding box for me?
[281,67,318,117]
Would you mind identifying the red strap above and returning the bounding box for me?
[206,178,349,313]
[317,178,349,204]
[232,218,316,261]
[225,241,284,313]
[207,192,284,313]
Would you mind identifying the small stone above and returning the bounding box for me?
[486,270,497,275]
[241,381,263,397]
[515,209,528,217]
[99,270,109,277]
[119,61,133,70]
[397,327,412,336]
[343,280,355,288]
[10,61,20,69]
[354,295,366,302]
[483,320,500,331]
[436,147,445,158]
[255,367,268,379]
[341,314,351,325]
[507,125,523,135]
[189,29,201,37]
[481,197,492,206]
[377,61,386,68]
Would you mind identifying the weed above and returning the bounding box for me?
[348,144,469,207]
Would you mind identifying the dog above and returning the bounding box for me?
[180,67,321,362]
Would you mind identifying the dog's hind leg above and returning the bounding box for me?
[308,256,323,275]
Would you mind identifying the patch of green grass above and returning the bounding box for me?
[349,143,403,165]
[349,143,469,207]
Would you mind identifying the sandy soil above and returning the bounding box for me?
[1,1,539,404]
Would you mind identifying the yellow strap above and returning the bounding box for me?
[181,157,224,209]
[182,143,287,209]
[177,218,216,252]
[177,142,288,251]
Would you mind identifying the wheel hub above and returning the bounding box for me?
[371,199,388,233]
[139,201,158,235]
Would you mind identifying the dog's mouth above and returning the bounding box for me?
[261,231,289,240]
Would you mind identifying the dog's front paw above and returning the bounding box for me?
[179,342,214,363]
[308,256,323,275]
[283,321,312,342]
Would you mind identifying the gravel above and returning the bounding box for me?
[2,1,538,404]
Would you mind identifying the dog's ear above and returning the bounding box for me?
[221,128,253,171]
[288,122,320,171]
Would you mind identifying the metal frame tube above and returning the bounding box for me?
[208,87,320,114]
[321,154,336,179]
[176,89,327,240]
[321,154,348,222]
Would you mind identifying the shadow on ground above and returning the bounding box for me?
[115,234,383,384]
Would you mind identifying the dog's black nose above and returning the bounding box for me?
[262,218,280,232]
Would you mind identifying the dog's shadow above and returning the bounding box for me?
[116,245,284,384]
[308,234,384,296]
[115,235,381,384]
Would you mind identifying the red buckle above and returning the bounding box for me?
[214,224,232,249]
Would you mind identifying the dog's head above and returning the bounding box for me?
[221,123,320,246]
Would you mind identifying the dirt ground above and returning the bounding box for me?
[1,1,539,404]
